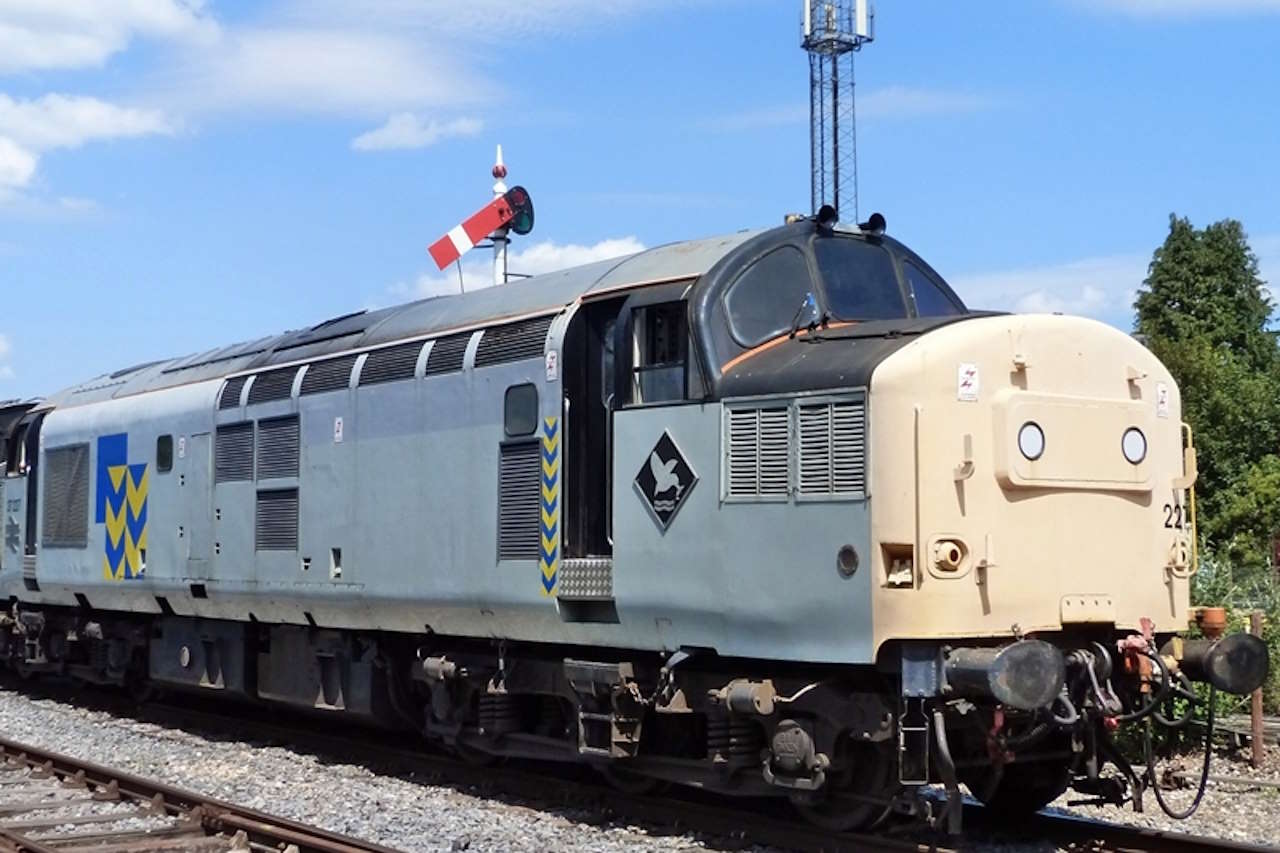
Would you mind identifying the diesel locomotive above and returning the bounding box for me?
[0,214,1268,831]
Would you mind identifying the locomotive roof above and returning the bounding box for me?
[38,227,765,409]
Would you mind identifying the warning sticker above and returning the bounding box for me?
[1156,382,1170,419]
[957,363,980,402]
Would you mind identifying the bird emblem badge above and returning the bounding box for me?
[634,431,697,530]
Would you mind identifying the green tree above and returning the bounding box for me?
[1134,215,1280,569]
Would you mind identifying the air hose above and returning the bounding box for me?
[1144,684,1216,820]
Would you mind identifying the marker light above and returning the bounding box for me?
[1122,427,1147,465]
[1018,422,1045,461]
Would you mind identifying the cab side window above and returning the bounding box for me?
[904,261,962,317]
[631,302,688,405]
[5,425,27,477]
[724,247,813,347]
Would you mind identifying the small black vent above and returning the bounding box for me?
[301,355,357,395]
[219,376,248,410]
[215,422,254,483]
[41,443,89,549]
[425,332,472,375]
[256,488,299,551]
[497,441,541,560]
[474,316,554,368]
[257,416,300,480]
[360,341,424,386]
[247,367,298,405]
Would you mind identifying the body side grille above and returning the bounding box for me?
[425,333,471,375]
[215,422,254,483]
[41,444,89,549]
[359,341,424,386]
[247,367,298,405]
[301,355,357,395]
[474,316,554,368]
[497,441,541,560]
[218,376,248,410]
[257,415,300,480]
[255,488,299,550]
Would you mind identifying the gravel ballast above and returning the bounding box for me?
[0,685,1274,851]
[0,687,773,852]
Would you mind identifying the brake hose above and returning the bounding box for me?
[1145,684,1216,820]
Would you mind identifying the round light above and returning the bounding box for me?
[1122,427,1147,465]
[1018,422,1045,461]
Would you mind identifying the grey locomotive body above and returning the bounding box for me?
[0,218,1267,830]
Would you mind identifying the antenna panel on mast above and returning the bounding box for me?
[801,1,874,220]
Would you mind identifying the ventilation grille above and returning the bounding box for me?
[497,441,541,560]
[247,367,298,405]
[219,376,248,410]
[360,341,423,386]
[41,444,89,549]
[474,316,554,368]
[797,400,866,496]
[301,355,356,395]
[257,416,300,480]
[215,422,254,483]
[255,488,299,551]
[425,332,471,375]
[726,407,790,498]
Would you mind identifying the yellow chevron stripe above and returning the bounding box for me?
[541,532,558,554]
[102,555,120,581]
[541,507,557,528]
[108,465,126,494]
[105,502,127,547]
[541,561,559,581]
[126,467,148,518]
[542,482,558,503]
[541,459,560,477]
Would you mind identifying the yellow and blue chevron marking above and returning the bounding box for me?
[540,416,560,596]
[96,433,148,581]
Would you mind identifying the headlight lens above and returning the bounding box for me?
[1122,427,1147,465]
[1018,422,1045,461]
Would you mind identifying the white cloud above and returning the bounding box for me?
[949,252,1150,323]
[0,137,36,191]
[949,235,1280,326]
[0,94,173,150]
[398,236,645,299]
[1078,0,1280,15]
[352,115,482,152]
[169,28,483,117]
[0,0,219,73]
[0,333,13,380]
[0,94,173,196]
[701,87,994,132]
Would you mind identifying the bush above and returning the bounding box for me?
[1191,553,1280,714]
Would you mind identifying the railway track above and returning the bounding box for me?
[1,677,1275,853]
[0,733,402,853]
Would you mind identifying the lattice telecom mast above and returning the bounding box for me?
[802,0,873,219]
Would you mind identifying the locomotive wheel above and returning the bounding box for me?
[791,740,895,831]
[963,760,1071,816]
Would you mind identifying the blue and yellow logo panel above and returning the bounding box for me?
[96,433,148,581]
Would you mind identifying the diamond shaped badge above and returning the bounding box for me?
[634,431,697,531]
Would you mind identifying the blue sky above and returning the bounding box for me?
[2,0,1279,398]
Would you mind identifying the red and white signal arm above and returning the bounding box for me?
[428,186,535,270]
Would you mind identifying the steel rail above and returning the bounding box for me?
[0,734,402,853]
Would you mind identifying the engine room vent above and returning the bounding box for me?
[425,332,472,375]
[497,441,541,560]
[359,341,424,386]
[300,355,357,395]
[474,315,555,368]
[215,422,255,483]
[41,443,89,549]
[256,415,300,480]
[797,399,866,497]
[725,407,791,498]
[247,367,298,405]
[218,376,248,410]
[255,488,299,551]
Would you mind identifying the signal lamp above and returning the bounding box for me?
[504,186,535,235]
